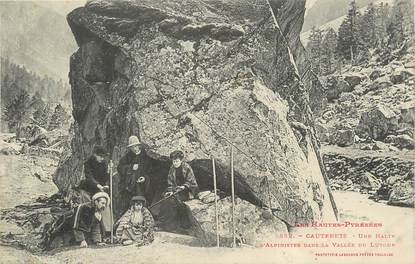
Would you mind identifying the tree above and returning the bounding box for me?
[360,3,377,48]
[374,2,390,48]
[321,28,338,75]
[48,104,69,130]
[387,2,405,49]
[4,90,32,132]
[306,26,324,75]
[337,0,363,62]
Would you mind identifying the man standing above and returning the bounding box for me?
[72,192,110,247]
[78,145,112,234]
[118,136,151,211]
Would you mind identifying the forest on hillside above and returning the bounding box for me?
[305,0,414,76]
[1,58,71,133]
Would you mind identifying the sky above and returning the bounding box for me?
[28,0,85,16]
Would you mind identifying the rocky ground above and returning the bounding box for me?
[314,42,415,207]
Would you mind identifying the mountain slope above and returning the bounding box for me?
[302,0,374,32]
[0,1,78,81]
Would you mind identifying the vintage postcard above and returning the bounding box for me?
[0,0,414,263]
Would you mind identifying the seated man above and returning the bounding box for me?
[77,145,112,233]
[158,150,199,232]
[116,196,155,246]
[72,192,110,248]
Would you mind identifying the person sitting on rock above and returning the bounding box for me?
[77,145,112,235]
[157,150,199,232]
[116,196,155,246]
[117,136,151,211]
[72,192,110,248]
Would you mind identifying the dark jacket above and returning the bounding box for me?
[72,202,98,233]
[80,156,110,194]
[167,162,198,200]
[117,151,149,194]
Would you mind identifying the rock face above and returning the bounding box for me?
[55,0,336,230]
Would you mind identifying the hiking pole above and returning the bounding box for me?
[230,146,236,247]
[109,160,114,244]
[148,188,186,209]
[212,157,220,247]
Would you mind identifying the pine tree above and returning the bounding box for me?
[321,28,338,75]
[375,2,390,48]
[337,0,363,62]
[306,26,324,75]
[387,1,405,50]
[48,104,69,130]
[4,90,32,133]
[360,3,377,48]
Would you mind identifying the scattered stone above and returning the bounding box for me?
[330,129,355,147]
[369,68,383,81]
[357,172,381,190]
[399,102,415,124]
[390,68,415,84]
[385,134,415,149]
[0,146,20,155]
[368,76,392,91]
[372,141,390,151]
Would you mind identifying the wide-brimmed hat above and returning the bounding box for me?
[92,192,110,205]
[127,136,141,147]
[130,195,146,206]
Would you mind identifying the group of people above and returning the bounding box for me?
[70,136,199,247]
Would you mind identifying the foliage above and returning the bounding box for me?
[305,0,414,76]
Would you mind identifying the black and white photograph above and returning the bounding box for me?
[0,0,414,263]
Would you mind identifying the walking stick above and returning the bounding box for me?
[212,157,220,247]
[230,146,236,247]
[109,160,114,244]
[148,188,186,209]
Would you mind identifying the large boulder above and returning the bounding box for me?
[55,0,336,229]
[368,76,392,91]
[356,105,399,140]
[399,102,415,125]
[388,181,414,207]
[343,72,367,88]
[390,68,415,84]
[385,134,415,150]
[324,76,352,101]
[187,197,288,246]
[330,129,355,147]
[355,172,381,191]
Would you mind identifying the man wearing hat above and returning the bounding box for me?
[78,145,112,233]
[118,136,151,212]
[72,192,110,247]
[116,195,154,246]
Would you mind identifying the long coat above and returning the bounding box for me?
[166,162,198,200]
[80,156,109,195]
[117,150,150,195]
